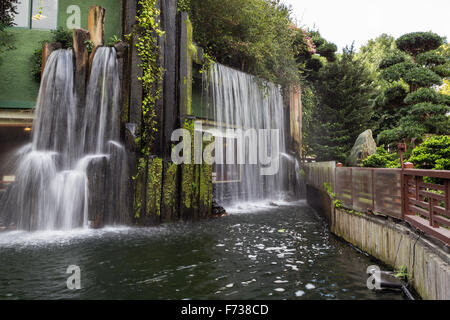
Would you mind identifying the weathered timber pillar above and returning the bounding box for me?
[88,6,105,47]
[161,0,178,159]
[86,156,108,228]
[161,160,179,223]
[41,42,62,77]
[123,0,137,36]
[289,85,302,159]
[73,29,90,107]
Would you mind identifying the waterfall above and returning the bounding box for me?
[0,47,125,231]
[204,63,289,205]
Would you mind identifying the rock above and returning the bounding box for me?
[212,200,227,217]
[347,129,377,166]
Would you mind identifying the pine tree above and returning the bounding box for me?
[376,32,450,145]
[308,46,377,162]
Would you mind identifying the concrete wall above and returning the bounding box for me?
[307,184,450,300]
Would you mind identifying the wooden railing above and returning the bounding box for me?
[304,162,450,245]
[402,169,450,245]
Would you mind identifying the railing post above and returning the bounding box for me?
[371,169,375,212]
[350,168,353,208]
[401,163,414,219]
[446,180,450,218]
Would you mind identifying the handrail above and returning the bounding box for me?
[304,162,450,245]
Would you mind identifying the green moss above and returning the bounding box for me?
[133,162,145,219]
[163,162,178,209]
[146,157,163,216]
[134,0,164,158]
[181,119,195,208]
[185,16,195,115]
[200,164,213,207]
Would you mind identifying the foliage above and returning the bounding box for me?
[51,27,73,48]
[375,32,449,145]
[395,265,410,281]
[379,54,407,69]
[30,27,73,82]
[189,0,299,87]
[306,46,378,162]
[177,0,191,12]
[441,79,450,96]
[362,146,400,168]
[131,0,165,217]
[323,182,336,198]
[0,0,18,60]
[85,40,94,53]
[408,135,450,171]
[396,32,443,59]
[133,0,165,160]
[296,29,337,81]
[107,35,122,47]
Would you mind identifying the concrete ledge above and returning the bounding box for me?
[307,184,450,300]
[332,207,450,300]
[306,184,333,224]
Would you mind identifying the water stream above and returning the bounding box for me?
[0,48,125,231]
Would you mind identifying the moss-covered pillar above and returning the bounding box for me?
[86,156,108,228]
[161,160,179,223]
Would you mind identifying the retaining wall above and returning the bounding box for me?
[307,184,450,300]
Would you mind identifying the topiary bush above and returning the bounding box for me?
[408,135,450,170]
[396,32,443,59]
[362,146,400,168]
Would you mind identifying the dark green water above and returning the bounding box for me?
[0,201,405,300]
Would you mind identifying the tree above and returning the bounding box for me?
[306,46,378,162]
[362,145,400,168]
[408,135,450,183]
[189,0,299,87]
[0,0,18,59]
[376,32,450,145]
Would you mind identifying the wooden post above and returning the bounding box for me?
[371,169,375,212]
[88,6,105,48]
[41,42,62,77]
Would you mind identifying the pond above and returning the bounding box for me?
[0,201,405,300]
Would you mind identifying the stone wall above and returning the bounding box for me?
[307,183,450,300]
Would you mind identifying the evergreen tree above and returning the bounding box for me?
[307,46,377,162]
[0,0,18,58]
[376,32,450,145]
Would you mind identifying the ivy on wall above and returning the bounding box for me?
[130,0,166,220]
[133,0,165,160]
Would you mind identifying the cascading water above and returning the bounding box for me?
[204,63,292,205]
[0,47,125,231]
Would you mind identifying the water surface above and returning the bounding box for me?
[0,201,405,300]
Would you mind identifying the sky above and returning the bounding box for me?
[281,0,450,52]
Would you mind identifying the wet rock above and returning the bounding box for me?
[347,129,377,166]
[86,156,108,228]
[212,200,227,218]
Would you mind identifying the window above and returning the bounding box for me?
[13,0,58,30]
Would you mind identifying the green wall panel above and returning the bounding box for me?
[0,29,51,109]
[0,1,123,109]
[57,0,122,42]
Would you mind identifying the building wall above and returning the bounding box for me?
[0,0,123,110]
